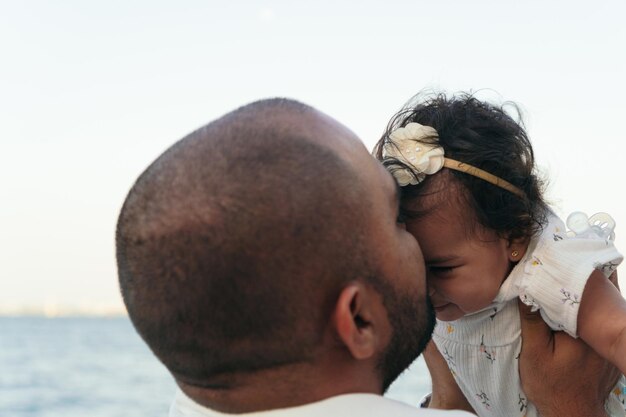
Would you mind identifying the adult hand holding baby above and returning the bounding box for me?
[518,299,621,417]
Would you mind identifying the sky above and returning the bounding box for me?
[1,1,625,315]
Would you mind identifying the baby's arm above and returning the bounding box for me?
[578,270,626,375]
[423,341,475,413]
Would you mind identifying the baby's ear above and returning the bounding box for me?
[507,236,529,262]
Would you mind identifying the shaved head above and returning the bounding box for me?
[116,99,376,385]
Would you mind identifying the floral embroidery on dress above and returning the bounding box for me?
[553,233,563,241]
[476,391,491,410]
[531,256,543,266]
[520,294,540,311]
[443,348,456,368]
[446,324,455,334]
[595,260,620,275]
[560,288,580,306]
[613,386,625,407]
[479,335,496,363]
[518,394,528,414]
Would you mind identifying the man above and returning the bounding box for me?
[116,98,616,416]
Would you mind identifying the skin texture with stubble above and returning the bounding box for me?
[352,157,436,392]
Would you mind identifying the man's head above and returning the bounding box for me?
[116,98,433,405]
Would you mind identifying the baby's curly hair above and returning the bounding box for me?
[373,92,549,241]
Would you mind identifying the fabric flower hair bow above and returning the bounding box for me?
[382,123,444,186]
[381,122,525,198]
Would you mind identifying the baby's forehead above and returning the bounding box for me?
[401,172,483,236]
[402,171,465,212]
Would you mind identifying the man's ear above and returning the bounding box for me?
[331,282,385,360]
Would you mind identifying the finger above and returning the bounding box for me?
[518,299,553,354]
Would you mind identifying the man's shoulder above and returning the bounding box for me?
[169,390,473,417]
[325,394,472,416]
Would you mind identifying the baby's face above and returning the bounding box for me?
[403,193,512,322]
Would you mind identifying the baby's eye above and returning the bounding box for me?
[429,266,455,275]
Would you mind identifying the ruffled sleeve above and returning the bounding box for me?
[514,215,623,337]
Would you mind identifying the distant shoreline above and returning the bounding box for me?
[0,313,128,318]
[0,302,128,318]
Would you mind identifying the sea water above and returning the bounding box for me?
[0,317,430,416]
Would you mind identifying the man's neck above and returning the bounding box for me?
[176,360,381,414]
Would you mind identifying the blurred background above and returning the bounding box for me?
[1,1,625,415]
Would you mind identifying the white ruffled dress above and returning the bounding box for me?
[432,213,625,416]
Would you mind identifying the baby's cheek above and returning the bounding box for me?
[457,283,495,312]
[471,282,501,310]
